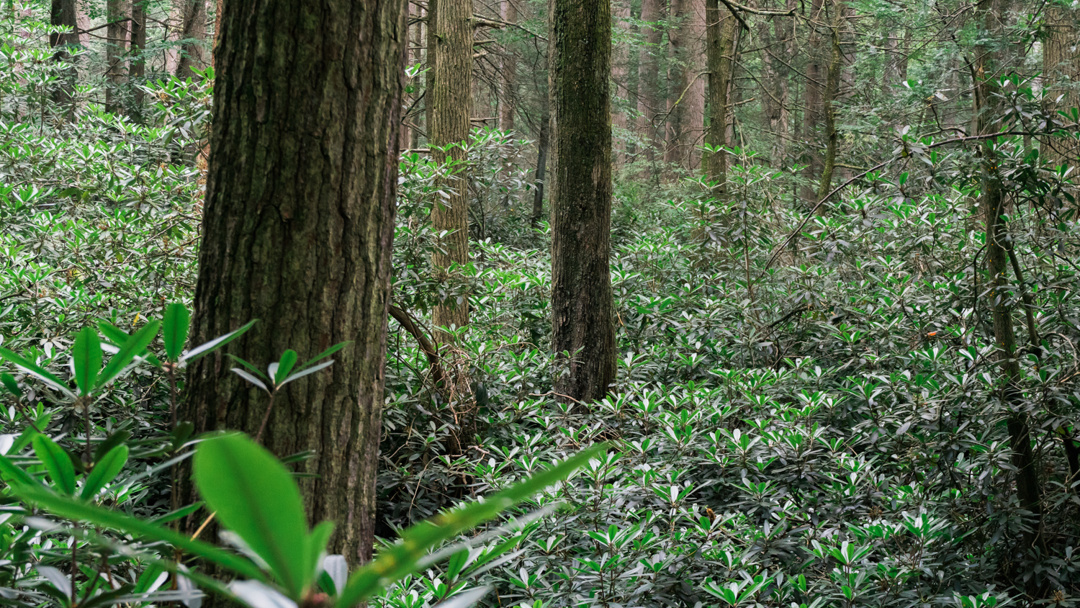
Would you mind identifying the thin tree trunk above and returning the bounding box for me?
[130,1,146,120]
[757,11,790,168]
[499,0,517,132]
[801,0,824,204]
[611,0,631,166]
[105,0,128,114]
[50,0,78,120]
[531,94,550,227]
[974,0,1042,566]
[551,0,617,403]
[430,0,472,338]
[704,0,736,189]
[666,0,706,171]
[636,0,663,168]
[180,0,406,571]
[814,3,841,203]
[176,0,208,77]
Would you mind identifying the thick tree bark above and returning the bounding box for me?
[49,0,79,120]
[974,0,1042,565]
[550,0,617,403]
[636,0,663,167]
[704,0,737,189]
[130,1,146,119]
[105,0,128,114]
[498,0,517,132]
[179,0,406,570]
[430,0,472,337]
[666,0,706,171]
[175,0,208,77]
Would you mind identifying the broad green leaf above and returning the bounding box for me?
[305,521,335,592]
[181,320,258,364]
[1,372,22,397]
[81,444,128,500]
[72,327,102,396]
[32,435,76,495]
[0,454,40,487]
[162,303,191,361]
[272,350,298,386]
[97,321,160,388]
[97,322,162,368]
[193,434,310,599]
[337,443,606,607]
[13,485,266,581]
[0,348,74,398]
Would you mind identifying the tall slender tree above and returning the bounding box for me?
[704,0,737,189]
[550,0,617,403]
[50,0,79,119]
[104,0,127,114]
[180,0,407,568]
[130,0,146,118]
[175,0,208,77]
[430,0,473,338]
[666,0,706,171]
[498,0,517,133]
[636,0,663,168]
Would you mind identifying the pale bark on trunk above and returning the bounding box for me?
[176,0,208,77]
[1042,3,1080,170]
[430,0,473,338]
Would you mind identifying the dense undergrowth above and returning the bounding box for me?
[3,7,1080,608]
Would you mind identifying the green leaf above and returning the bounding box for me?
[97,322,161,368]
[337,443,606,607]
[193,434,310,599]
[0,348,74,398]
[81,445,128,500]
[306,520,335,589]
[162,303,191,362]
[93,430,131,462]
[97,320,160,388]
[0,454,40,487]
[271,350,298,386]
[181,320,257,364]
[14,485,266,580]
[32,436,77,495]
[72,327,103,396]
[1,372,22,397]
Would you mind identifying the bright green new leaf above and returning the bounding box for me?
[272,350,298,386]
[72,327,103,396]
[97,320,160,389]
[193,433,311,599]
[32,436,76,495]
[162,303,191,362]
[81,444,128,500]
[0,454,39,487]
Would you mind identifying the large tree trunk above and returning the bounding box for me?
[129,1,146,120]
[665,0,706,172]
[636,0,663,169]
[1042,2,1079,171]
[430,0,472,338]
[498,0,517,132]
[104,0,128,114]
[175,0,208,77]
[974,0,1042,567]
[179,0,406,569]
[704,0,737,189]
[550,0,617,403]
[611,0,631,166]
[50,0,79,120]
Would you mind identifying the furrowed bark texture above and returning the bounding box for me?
[704,0,736,189]
[498,0,517,132]
[550,0,617,403]
[130,1,146,117]
[1042,2,1079,170]
[430,0,472,337]
[180,0,406,569]
[611,0,631,166]
[666,0,706,171]
[814,5,841,202]
[636,0,663,167]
